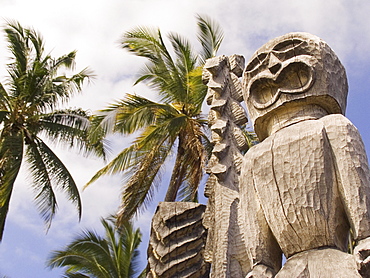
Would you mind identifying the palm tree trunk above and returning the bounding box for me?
[164,137,186,202]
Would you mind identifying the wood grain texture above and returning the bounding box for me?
[240,32,370,277]
[151,32,370,277]
[276,248,361,278]
[243,32,348,141]
[202,54,251,277]
[146,202,209,278]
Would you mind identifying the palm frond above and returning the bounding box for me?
[4,21,92,111]
[4,20,28,81]
[63,67,94,95]
[62,273,90,278]
[164,118,206,202]
[86,113,178,193]
[47,228,112,278]
[51,51,77,71]
[35,67,93,111]
[116,141,168,223]
[40,108,107,158]
[117,114,189,223]
[26,137,57,229]
[116,220,142,277]
[101,218,121,276]
[169,32,196,71]
[0,83,11,110]
[186,66,208,114]
[242,128,259,151]
[137,269,147,278]
[96,95,155,135]
[0,21,100,240]
[26,138,81,227]
[179,122,206,201]
[47,218,142,278]
[102,94,180,134]
[86,15,225,221]
[41,108,90,133]
[122,26,171,64]
[0,111,9,125]
[25,25,44,61]
[0,130,24,241]
[123,27,176,86]
[121,27,185,103]
[168,32,199,105]
[136,63,184,104]
[84,144,137,188]
[196,14,224,63]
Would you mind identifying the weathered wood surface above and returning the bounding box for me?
[202,54,251,277]
[276,248,361,278]
[146,202,209,278]
[240,32,370,277]
[146,32,370,278]
[243,32,348,141]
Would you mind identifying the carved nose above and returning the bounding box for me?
[268,54,282,74]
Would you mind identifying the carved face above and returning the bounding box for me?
[245,37,316,109]
[243,32,348,139]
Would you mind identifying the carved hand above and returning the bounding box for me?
[245,264,275,278]
[354,237,370,278]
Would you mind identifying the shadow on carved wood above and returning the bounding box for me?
[146,202,210,278]
[240,32,370,278]
[202,54,252,277]
[146,32,370,278]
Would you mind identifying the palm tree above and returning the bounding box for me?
[47,218,143,278]
[85,15,224,224]
[0,21,103,240]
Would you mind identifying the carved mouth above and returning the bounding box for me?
[249,62,314,109]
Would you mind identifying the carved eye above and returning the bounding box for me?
[249,61,314,109]
[273,38,304,52]
[245,52,267,72]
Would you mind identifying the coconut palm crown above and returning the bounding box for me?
[0,21,103,240]
[86,15,224,224]
[47,218,143,278]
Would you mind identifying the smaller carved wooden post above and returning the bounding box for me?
[202,54,251,277]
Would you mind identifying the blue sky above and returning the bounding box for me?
[1,0,370,277]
